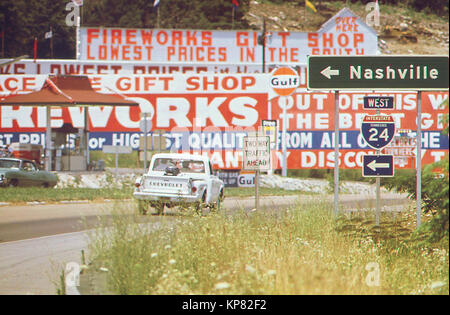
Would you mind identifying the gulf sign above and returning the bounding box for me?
[270,67,300,96]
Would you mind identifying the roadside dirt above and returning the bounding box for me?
[245,1,449,55]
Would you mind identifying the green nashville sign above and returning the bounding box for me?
[307,56,449,90]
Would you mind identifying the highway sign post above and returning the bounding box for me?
[139,114,152,170]
[243,135,271,210]
[360,109,396,226]
[307,55,449,228]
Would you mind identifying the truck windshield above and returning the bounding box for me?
[0,159,20,169]
[153,158,205,174]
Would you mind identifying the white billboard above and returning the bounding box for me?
[79,8,377,63]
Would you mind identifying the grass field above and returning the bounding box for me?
[0,187,134,204]
[85,201,449,295]
[0,186,308,204]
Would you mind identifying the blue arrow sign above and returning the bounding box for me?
[363,155,394,177]
[361,114,396,150]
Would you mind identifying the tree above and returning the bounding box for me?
[82,0,251,30]
[382,99,449,242]
[1,0,251,59]
[1,0,75,59]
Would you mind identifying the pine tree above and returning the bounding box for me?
[1,0,251,59]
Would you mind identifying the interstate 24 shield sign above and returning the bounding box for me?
[360,114,396,150]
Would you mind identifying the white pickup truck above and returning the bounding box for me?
[133,153,225,215]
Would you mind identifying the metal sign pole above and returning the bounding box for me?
[416,91,422,227]
[255,170,260,211]
[115,151,118,175]
[334,91,339,217]
[376,105,381,226]
[159,130,162,153]
[143,113,148,170]
[282,100,287,177]
[45,107,52,171]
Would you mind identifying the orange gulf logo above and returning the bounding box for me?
[270,67,300,96]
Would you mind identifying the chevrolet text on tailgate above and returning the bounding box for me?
[133,153,225,215]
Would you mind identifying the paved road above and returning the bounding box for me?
[0,193,411,294]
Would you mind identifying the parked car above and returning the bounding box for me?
[133,153,224,215]
[0,158,58,188]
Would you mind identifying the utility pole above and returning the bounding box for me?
[261,17,266,73]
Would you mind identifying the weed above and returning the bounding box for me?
[86,200,448,294]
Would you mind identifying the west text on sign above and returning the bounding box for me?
[363,96,394,110]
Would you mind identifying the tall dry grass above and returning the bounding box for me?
[87,201,449,295]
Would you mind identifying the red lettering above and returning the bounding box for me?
[111,65,122,74]
[87,45,95,60]
[87,28,99,44]
[236,32,249,46]
[167,47,175,61]
[97,65,108,74]
[156,31,169,45]
[143,77,156,91]
[133,46,142,60]
[308,33,318,47]
[354,33,363,47]
[159,77,173,90]
[141,30,153,45]
[122,45,130,60]
[242,76,255,90]
[186,77,199,91]
[111,29,122,44]
[323,33,333,47]
[99,45,107,60]
[172,31,183,45]
[134,66,145,74]
[116,77,130,91]
[5,78,18,91]
[337,34,349,47]
[186,31,197,45]
[218,47,227,62]
[278,32,290,46]
[196,47,205,61]
[207,47,215,62]
[83,65,94,74]
[202,31,212,46]
[22,77,34,91]
[126,30,137,44]
[111,46,119,60]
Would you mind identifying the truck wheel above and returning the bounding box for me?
[9,179,18,187]
[137,200,148,215]
[195,193,207,215]
[211,190,224,213]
